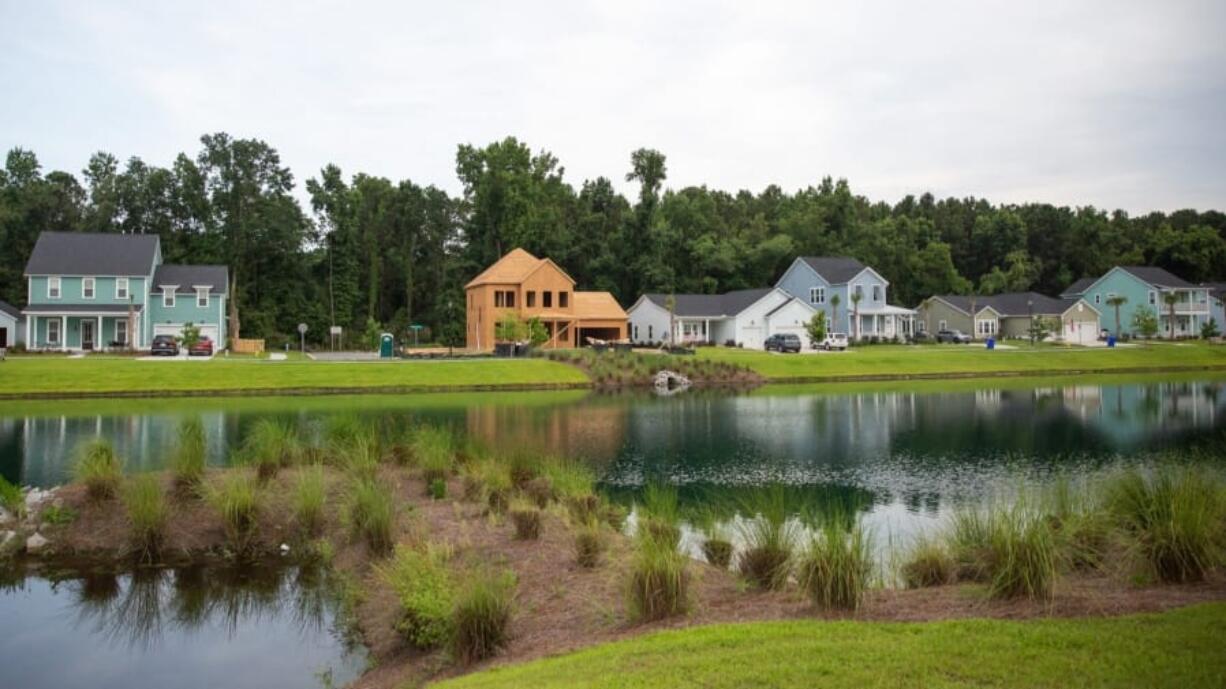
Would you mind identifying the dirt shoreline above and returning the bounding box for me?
[5,464,1226,689]
[3,363,1225,401]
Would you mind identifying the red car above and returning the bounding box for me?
[188,336,214,357]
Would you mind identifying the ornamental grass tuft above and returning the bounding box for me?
[74,439,124,501]
[123,474,168,560]
[170,416,207,491]
[451,568,516,664]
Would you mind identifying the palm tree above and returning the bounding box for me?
[1105,294,1127,336]
[1162,291,1179,339]
[830,293,842,335]
[850,290,863,341]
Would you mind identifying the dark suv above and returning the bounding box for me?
[764,333,802,353]
[935,329,972,344]
[150,334,180,356]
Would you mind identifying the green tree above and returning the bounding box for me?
[1131,306,1159,339]
[178,322,202,350]
[363,317,384,351]
[525,317,548,347]
[1161,292,1179,339]
[805,311,827,348]
[1027,315,1054,344]
[494,312,527,343]
[1105,294,1127,336]
[1201,319,1220,339]
[830,293,842,335]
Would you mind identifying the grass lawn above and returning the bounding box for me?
[699,341,1226,381]
[0,356,589,396]
[434,604,1226,689]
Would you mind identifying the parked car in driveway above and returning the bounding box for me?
[189,336,214,357]
[150,334,180,356]
[764,333,802,353]
[936,329,972,344]
[821,333,849,351]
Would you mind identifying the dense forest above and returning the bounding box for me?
[1,133,1223,345]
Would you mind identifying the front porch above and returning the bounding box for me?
[851,306,916,340]
[23,309,141,352]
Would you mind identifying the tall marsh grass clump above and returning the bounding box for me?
[735,488,801,590]
[293,465,327,536]
[985,507,1060,601]
[414,426,456,484]
[123,474,169,559]
[170,417,207,490]
[574,520,607,568]
[242,419,300,481]
[380,543,455,649]
[689,505,734,570]
[627,535,689,621]
[324,416,380,476]
[541,457,596,502]
[345,478,395,555]
[510,501,542,540]
[798,519,874,610]
[0,474,26,520]
[637,482,681,549]
[207,472,260,552]
[451,568,516,664]
[899,537,954,588]
[1103,466,1225,583]
[74,439,124,500]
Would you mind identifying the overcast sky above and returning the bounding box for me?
[2,0,1224,213]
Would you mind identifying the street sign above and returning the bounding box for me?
[329,325,342,335]
[409,323,424,347]
[298,323,309,334]
[297,323,308,354]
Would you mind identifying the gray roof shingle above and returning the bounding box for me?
[799,256,866,284]
[24,231,160,276]
[1061,277,1096,296]
[643,288,776,317]
[1203,282,1226,301]
[0,299,21,319]
[931,292,1081,317]
[1118,266,1194,289]
[152,265,229,294]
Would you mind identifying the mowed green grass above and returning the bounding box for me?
[434,604,1226,689]
[699,342,1226,380]
[0,356,589,395]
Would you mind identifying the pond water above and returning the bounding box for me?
[0,563,366,689]
[2,374,1224,539]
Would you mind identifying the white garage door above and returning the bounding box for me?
[154,324,220,344]
[771,324,808,340]
[1063,320,1096,344]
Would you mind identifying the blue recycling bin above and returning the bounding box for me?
[1107,335,1116,348]
[986,337,995,350]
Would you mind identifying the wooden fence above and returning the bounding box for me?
[231,338,265,354]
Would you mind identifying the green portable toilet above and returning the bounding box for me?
[379,333,395,358]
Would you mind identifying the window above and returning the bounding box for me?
[633,325,639,340]
[543,291,552,308]
[976,319,997,336]
[47,276,61,299]
[115,277,129,300]
[559,291,569,308]
[1094,293,1101,305]
[526,291,536,307]
[163,287,176,308]
[196,287,209,308]
[82,277,95,299]
[938,319,947,331]
[872,285,881,301]
[1148,290,1156,306]
[116,318,128,345]
[47,319,60,344]
[854,285,863,300]
[809,287,825,304]
[494,290,515,308]
[648,324,653,340]
[505,291,515,308]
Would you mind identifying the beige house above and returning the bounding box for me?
[916,292,1101,344]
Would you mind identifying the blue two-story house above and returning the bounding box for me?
[774,256,915,339]
[22,232,229,352]
[1061,266,1210,338]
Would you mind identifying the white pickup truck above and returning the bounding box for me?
[820,333,849,351]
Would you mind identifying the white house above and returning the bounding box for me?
[626,287,817,349]
[0,300,24,349]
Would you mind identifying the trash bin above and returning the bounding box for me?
[1107,335,1116,348]
[986,337,995,350]
[379,333,394,358]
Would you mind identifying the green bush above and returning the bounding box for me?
[124,474,168,559]
[627,536,689,621]
[171,417,207,490]
[0,474,26,520]
[452,568,516,664]
[293,465,327,535]
[207,472,260,552]
[381,543,455,648]
[798,520,873,610]
[702,538,733,570]
[429,477,448,500]
[74,439,124,500]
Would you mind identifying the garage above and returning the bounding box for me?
[765,297,818,348]
[154,323,220,345]
[1060,300,1100,345]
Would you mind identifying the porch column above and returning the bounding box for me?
[61,315,67,352]
[97,316,102,351]
[26,315,32,349]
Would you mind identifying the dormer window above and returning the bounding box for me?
[162,286,176,308]
[115,277,129,300]
[82,277,95,299]
[809,287,825,304]
[47,276,61,299]
[196,287,209,308]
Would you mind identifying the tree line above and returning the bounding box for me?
[1,133,1223,345]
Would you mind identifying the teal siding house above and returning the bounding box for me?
[1205,283,1225,334]
[22,232,228,351]
[775,256,915,339]
[1061,266,1210,338]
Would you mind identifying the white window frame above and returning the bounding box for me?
[976,318,997,336]
[162,286,176,308]
[196,287,209,308]
[47,276,61,299]
[854,285,864,300]
[1094,293,1101,305]
[82,276,95,299]
[1148,290,1157,306]
[115,318,128,345]
[115,277,129,301]
[47,319,60,344]
[938,319,947,331]
[872,285,881,301]
[809,286,825,304]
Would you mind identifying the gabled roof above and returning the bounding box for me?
[24,231,160,277]
[929,292,1079,317]
[573,292,627,320]
[765,296,817,318]
[1118,266,1194,289]
[798,256,866,284]
[465,248,575,289]
[152,265,229,294]
[1202,282,1226,302]
[0,299,21,319]
[642,288,776,318]
[1061,277,1096,296]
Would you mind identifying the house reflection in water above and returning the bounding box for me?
[465,400,627,468]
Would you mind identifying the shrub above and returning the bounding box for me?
[510,503,542,540]
[574,521,606,568]
[798,520,873,610]
[74,439,123,501]
[381,543,454,648]
[346,478,395,555]
[451,568,516,664]
[428,477,447,500]
[293,465,327,536]
[1103,466,1224,583]
[0,474,26,520]
[124,474,168,559]
[242,419,299,481]
[985,508,1059,601]
[207,472,260,552]
[171,417,207,490]
[627,536,689,621]
[736,488,800,590]
[40,504,77,525]
[702,538,733,569]
[900,538,954,588]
